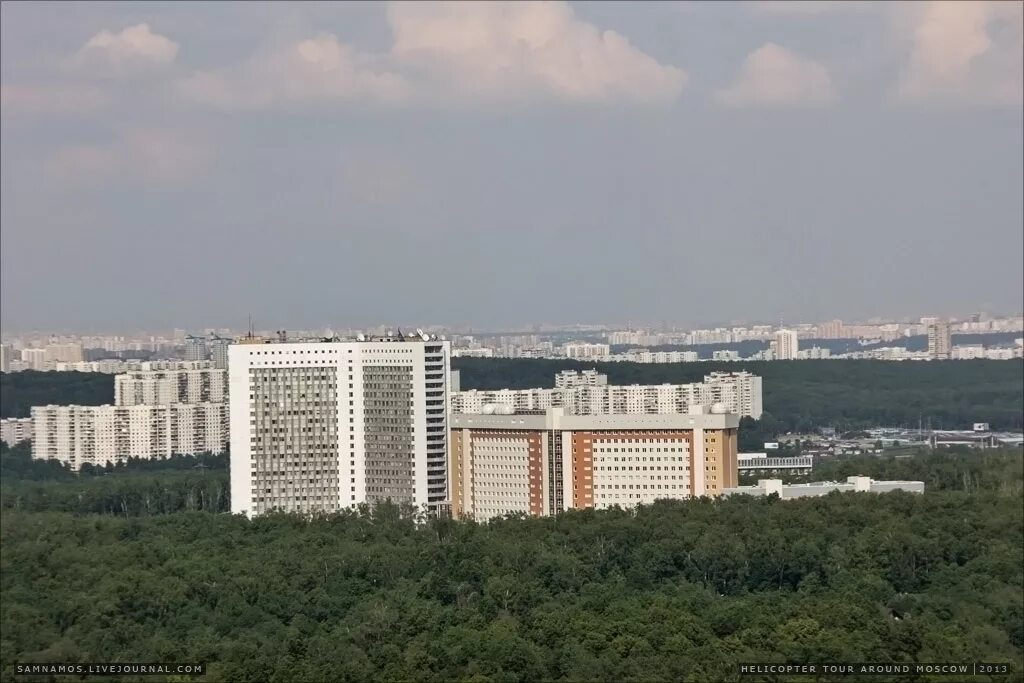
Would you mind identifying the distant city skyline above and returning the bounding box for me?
[2,309,1022,341]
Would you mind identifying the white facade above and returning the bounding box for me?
[31,403,227,470]
[0,344,12,372]
[774,330,799,360]
[229,337,451,517]
[115,368,228,406]
[592,434,692,509]
[468,434,533,520]
[452,371,762,420]
[0,417,33,446]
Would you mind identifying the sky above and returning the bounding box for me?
[1,1,1022,333]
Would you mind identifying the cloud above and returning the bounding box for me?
[386,1,686,104]
[1,83,108,117]
[70,23,179,76]
[714,43,837,108]
[178,33,410,110]
[896,1,1023,106]
[178,1,685,110]
[47,130,211,186]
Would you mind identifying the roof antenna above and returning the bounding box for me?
[247,314,255,340]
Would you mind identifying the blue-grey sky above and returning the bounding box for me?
[2,1,1022,332]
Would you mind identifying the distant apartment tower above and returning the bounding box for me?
[0,344,11,372]
[450,405,739,521]
[209,337,231,370]
[184,336,208,361]
[46,342,84,363]
[927,322,952,360]
[31,403,227,470]
[774,330,799,360]
[818,320,843,339]
[229,336,451,517]
[21,348,49,371]
[115,368,228,406]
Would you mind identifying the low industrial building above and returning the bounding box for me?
[723,476,924,500]
[737,453,813,475]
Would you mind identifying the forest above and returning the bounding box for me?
[0,371,114,418]
[1,444,1022,682]
[454,358,1024,432]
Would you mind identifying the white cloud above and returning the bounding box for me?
[1,83,108,117]
[714,43,837,108]
[178,1,685,110]
[71,23,179,76]
[386,1,686,104]
[896,1,1023,106]
[178,33,410,110]
[47,130,210,185]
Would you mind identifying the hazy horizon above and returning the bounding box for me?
[3,1,1022,331]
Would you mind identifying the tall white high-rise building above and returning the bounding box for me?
[927,322,952,360]
[774,330,799,360]
[229,335,451,517]
[0,344,11,372]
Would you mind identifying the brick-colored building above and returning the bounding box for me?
[450,405,738,521]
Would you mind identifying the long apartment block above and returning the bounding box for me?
[450,370,762,419]
[450,405,739,522]
[115,367,228,405]
[228,336,451,517]
[31,403,227,470]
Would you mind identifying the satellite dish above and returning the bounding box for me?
[481,404,497,415]
[356,333,366,342]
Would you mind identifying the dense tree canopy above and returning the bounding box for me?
[1,447,1021,682]
[0,371,114,418]
[454,358,1024,432]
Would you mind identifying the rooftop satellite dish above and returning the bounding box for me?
[357,333,366,342]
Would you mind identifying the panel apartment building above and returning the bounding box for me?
[228,335,451,517]
[451,370,762,419]
[31,365,228,470]
[450,405,739,522]
[31,403,227,470]
[115,367,227,405]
